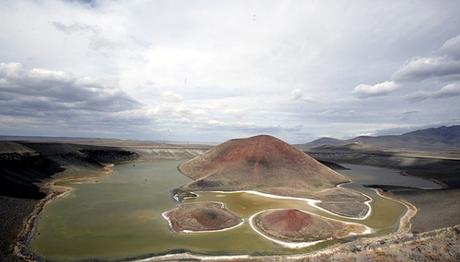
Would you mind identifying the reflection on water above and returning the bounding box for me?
[30,160,425,261]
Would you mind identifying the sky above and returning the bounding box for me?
[1,0,460,143]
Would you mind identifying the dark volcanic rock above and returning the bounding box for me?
[0,153,64,199]
[0,142,139,199]
[315,159,350,170]
[79,149,138,164]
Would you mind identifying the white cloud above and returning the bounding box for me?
[0,62,25,80]
[353,81,399,98]
[224,109,245,119]
[290,88,316,102]
[390,34,460,82]
[392,56,460,81]
[441,34,460,59]
[408,82,460,102]
[160,90,183,103]
[28,68,71,82]
[291,88,304,100]
[354,34,460,100]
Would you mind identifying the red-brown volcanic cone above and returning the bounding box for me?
[253,208,368,242]
[179,135,348,194]
[164,202,242,232]
[262,209,313,232]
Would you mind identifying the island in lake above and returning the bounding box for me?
[165,134,371,245]
[177,135,370,218]
[162,202,243,233]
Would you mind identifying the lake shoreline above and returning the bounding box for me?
[131,224,460,261]
[14,160,447,262]
[13,164,114,262]
[385,187,460,233]
[373,188,417,233]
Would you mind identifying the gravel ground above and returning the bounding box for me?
[0,196,37,261]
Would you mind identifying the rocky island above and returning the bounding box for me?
[162,202,243,233]
[250,209,370,246]
[177,135,370,218]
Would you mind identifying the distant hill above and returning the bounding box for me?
[300,125,460,153]
[302,137,343,148]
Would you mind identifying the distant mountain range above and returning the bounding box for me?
[300,125,460,152]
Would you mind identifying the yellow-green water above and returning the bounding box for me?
[30,160,426,261]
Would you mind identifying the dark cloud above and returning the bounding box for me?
[0,63,140,112]
[51,21,97,34]
[51,21,116,52]
[0,62,146,130]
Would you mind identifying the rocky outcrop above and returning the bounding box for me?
[79,149,138,164]
[0,142,140,199]
[294,224,460,262]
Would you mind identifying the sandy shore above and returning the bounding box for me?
[13,183,71,261]
[0,196,37,261]
[133,224,460,261]
[373,188,417,233]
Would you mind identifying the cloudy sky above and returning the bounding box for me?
[1,0,460,143]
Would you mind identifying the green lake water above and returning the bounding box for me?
[30,160,430,261]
